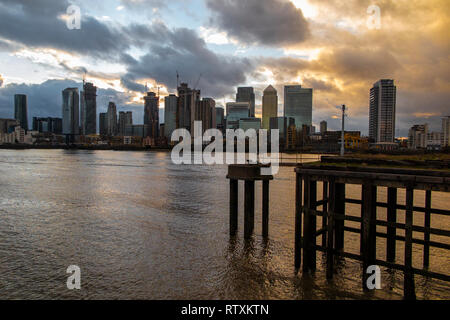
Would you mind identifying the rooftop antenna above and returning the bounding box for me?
[145,82,148,93]
[176,70,179,88]
[82,71,86,85]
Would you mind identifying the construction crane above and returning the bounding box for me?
[193,73,202,91]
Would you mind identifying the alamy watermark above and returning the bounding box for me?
[171,121,280,175]
[366,265,381,290]
[367,5,381,30]
[66,265,81,290]
[66,5,81,30]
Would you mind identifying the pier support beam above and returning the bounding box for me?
[244,180,255,239]
[295,173,303,269]
[386,187,397,262]
[262,180,269,238]
[303,177,317,273]
[334,183,345,252]
[424,190,431,268]
[229,179,238,236]
[404,187,416,300]
[322,181,328,247]
[362,182,377,291]
[326,180,336,279]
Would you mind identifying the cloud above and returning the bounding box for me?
[206,0,309,46]
[121,24,255,97]
[0,74,3,87]
[0,0,130,59]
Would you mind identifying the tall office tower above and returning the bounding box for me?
[236,87,255,117]
[14,94,28,131]
[62,88,80,135]
[164,94,178,139]
[195,98,216,132]
[216,107,225,132]
[106,102,117,136]
[99,113,107,136]
[442,116,450,148]
[320,120,327,135]
[369,79,397,143]
[80,82,97,135]
[144,92,159,138]
[226,102,250,129]
[284,85,312,131]
[262,85,278,130]
[177,83,200,133]
[118,111,132,136]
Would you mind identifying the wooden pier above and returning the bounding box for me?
[294,163,450,299]
[227,164,273,238]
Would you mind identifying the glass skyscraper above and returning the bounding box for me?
[369,79,396,143]
[14,94,28,131]
[283,85,312,130]
[62,88,79,135]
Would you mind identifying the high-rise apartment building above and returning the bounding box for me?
[99,113,107,136]
[320,120,327,135]
[236,87,255,117]
[106,102,117,136]
[80,82,97,135]
[164,94,177,139]
[216,107,225,132]
[118,111,132,136]
[62,88,79,135]
[284,85,312,131]
[14,94,28,131]
[369,79,396,143]
[195,98,216,133]
[262,85,277,130]
[177,83,200,134]
[144,92,159,139]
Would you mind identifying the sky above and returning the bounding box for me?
[0,0,448,136]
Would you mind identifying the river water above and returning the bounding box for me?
[0,149,448,299]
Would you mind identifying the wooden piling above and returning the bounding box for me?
[262,180,269,238]
[326,179,335,279]
[244,180,255,239]
[404,187,416,299]
[302,176,311,273]
[295,173,303,269]
[386,187,397,262]
[229,179,238,236]
[424,190,431,268]
[334,183,345,251]
[306,179,317,272]
[322,181,328,247]
[362,182,377,290]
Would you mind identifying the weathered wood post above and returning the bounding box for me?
[326,179,336,279]
[361,182,377,291]
[262,180,270,237]
[424,190,431,268]
[295,172,303,269]
[386,187,397,262]
[334,183,346,252]
[404,186,416,300]
[322,181,328,247]
[244,180,255,239]
[229,179,238,236]
[303,176,317,273]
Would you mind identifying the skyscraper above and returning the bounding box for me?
[236,87,255,117]
[369,79,396,143]
[320,120,327,134]
[80,82,97,135]
[442,116,450,148]
[14,94,28,131]
[164,94,177,139]
[118,111,132,136]
[144,92,159,138]
[216,107,225,132]
[62,88,79,135]
[177,83,200,133]
[106,102,117,136]
[226,102,250,129]
[262,85,278,130]
[99,113,107,136]
[195,98,216,133]
[284,85,312,131]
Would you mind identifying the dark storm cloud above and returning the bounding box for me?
[122,25,254,97]
[206,0,309,46]
[0,0,129,59]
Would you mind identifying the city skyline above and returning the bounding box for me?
[0,0,448,136]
